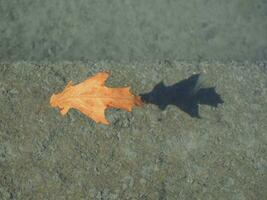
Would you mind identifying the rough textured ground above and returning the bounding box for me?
[1,0,267,62]
[1,1,267,199]
[0,62,266,199]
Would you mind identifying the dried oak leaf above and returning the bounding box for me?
[50,72,143,125]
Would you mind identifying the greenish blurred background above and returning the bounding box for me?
[1,0,267,62]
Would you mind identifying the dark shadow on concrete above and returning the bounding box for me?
[140,74,224,118]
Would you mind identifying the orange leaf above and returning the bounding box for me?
[50,72,143,125]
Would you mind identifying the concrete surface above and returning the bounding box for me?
[0,0,267,62]
[0,61,266,199]
[1,0,267,199]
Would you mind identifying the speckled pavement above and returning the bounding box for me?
[0,62,266,199]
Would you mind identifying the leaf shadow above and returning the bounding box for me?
[140,74,224,118]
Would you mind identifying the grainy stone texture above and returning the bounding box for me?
[0,62,266,199]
